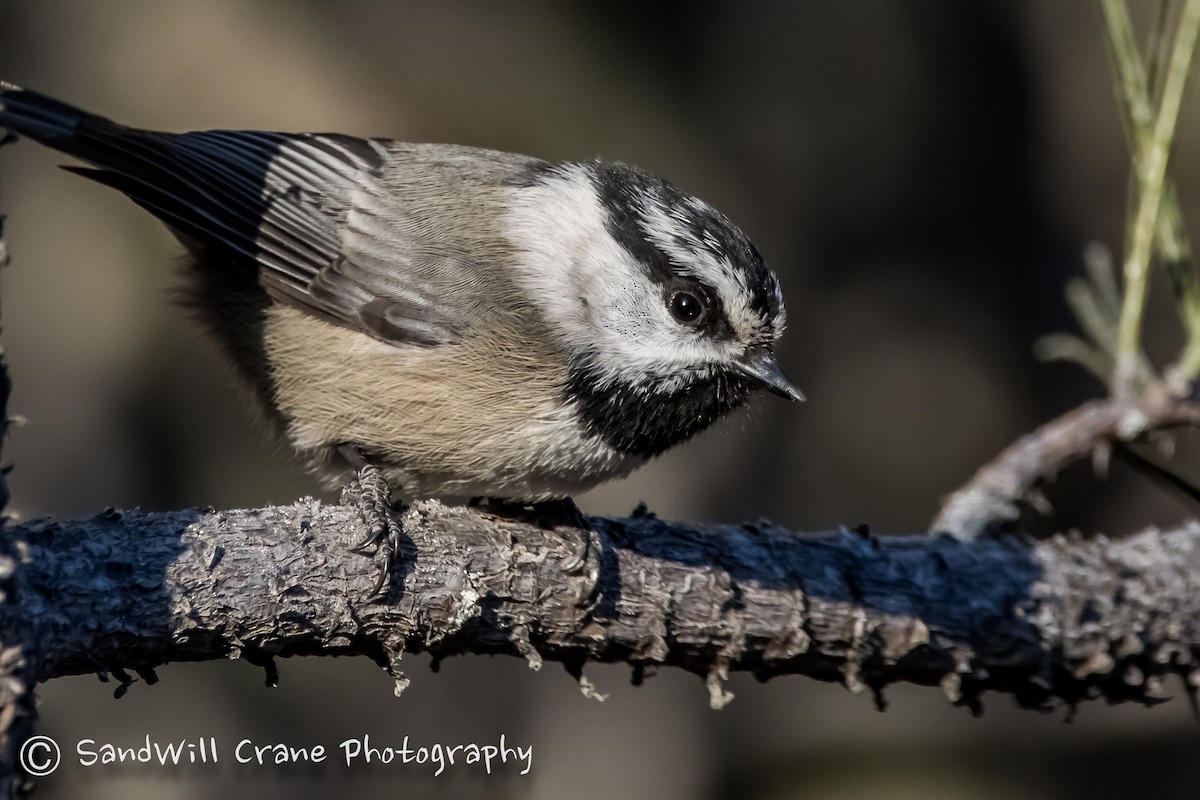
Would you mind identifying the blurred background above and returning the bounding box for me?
[2,1,1200,798]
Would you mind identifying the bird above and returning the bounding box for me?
[0,82,802,595]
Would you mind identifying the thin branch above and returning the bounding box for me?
[0,211,36,799]
[1101,0,1200,386]
[932,389,1200,540]
[1109,0,1200,394]
[1144,0,1174,100]
[10,500,1200,714]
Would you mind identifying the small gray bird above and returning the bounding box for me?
[0,83,801,592]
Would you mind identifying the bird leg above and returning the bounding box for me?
[338,443,404,600]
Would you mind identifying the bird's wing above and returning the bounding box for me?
[0,83,489,347]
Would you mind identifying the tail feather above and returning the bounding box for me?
[0,81,333,280]
[0,81,112,149]
[0,82,208,188]
[0,82,410,343]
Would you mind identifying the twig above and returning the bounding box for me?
[1101,0,1200,386]
[0,206,37,798]
[932,388,1200,540]
[1109,0,1200,394]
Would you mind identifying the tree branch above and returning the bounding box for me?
[0,211,39,799]
[932,389,1200,540]
[12,499,1200,713]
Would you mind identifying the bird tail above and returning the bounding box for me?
[0,80,183,191]
[0,81,118,155]
[0,82,378,312]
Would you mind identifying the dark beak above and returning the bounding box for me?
[736,352,805,402]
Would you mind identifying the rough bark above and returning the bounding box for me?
[0,213,37,799]
[10,499,1200,714]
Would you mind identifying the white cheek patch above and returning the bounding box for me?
[504,165,623,330]
[504,166,741,390]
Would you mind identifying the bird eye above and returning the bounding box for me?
[668,290,707,325]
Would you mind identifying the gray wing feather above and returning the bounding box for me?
[0,84,487,347]
[308,197,486,346]
[176,131,482,346]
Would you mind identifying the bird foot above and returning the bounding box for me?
[339,444,405,601]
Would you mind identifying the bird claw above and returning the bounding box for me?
[340,446,405,601]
